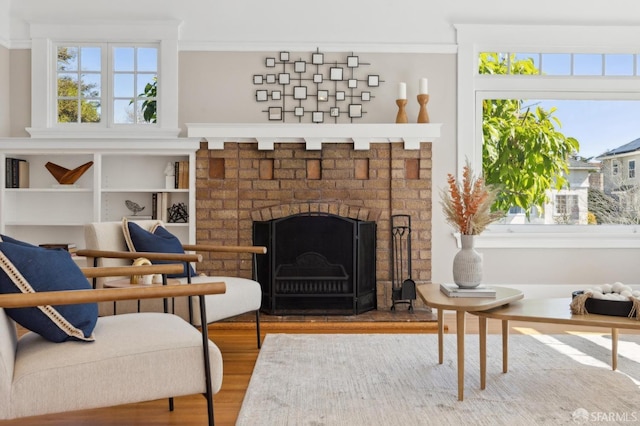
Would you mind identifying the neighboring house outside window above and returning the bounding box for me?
[546,158,595,225]
[502,158,596,225]
[597,140,640,224]
[597,138,640,192]
[554,194,579,223]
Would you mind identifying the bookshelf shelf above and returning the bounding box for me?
[101,188,190,193]
[4,188,93,193]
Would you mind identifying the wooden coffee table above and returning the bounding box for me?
[471,298,640,391]
[417,283,524,401]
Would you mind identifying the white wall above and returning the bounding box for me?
[8,49,29,137]
[0,45,8,136]
[178,51,455,127]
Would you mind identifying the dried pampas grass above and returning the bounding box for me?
[440,161,504,235]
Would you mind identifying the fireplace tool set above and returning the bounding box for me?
[391,214,416,312]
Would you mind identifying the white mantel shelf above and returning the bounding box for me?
[186,123,442,150]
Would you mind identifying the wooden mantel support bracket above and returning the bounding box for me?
[257,138,276,150]
[403,138,422,150]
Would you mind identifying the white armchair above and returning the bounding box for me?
[0,263,225,425]
[80,220,265,347]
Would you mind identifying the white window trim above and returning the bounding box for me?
[27,20,181,138]
[455,23,640,249]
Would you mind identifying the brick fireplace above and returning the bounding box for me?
[193,138,433,311]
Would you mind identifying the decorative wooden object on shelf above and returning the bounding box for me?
[45,161,94,184]
[417,94,430,123]
[395,99,408,123]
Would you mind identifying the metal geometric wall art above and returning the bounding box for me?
[253,48,384,123]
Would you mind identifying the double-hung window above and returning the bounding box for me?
[55,43,158,126]
[29,21,179,137]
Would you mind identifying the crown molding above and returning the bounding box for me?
[6,39,458,54]
[0,38,458,54]
[1,38,29,49]
[4,38,457,54]
[178,41,457,54]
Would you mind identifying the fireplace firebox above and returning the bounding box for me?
[253,213,377,315]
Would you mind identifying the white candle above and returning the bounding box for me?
[419,78,428,94]
[398,82,407,99]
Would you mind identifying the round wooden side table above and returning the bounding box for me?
[103,278,179,314]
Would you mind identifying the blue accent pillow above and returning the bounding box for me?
[0,238,98,343]
[0,234,37,247]
[123,220,196,278]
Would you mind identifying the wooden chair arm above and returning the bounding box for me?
[182,244,267,255]
[80,264,184,278]
[0,281,226,309]
[76,249,203,263]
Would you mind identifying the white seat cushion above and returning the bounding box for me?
[8,313,222,419]
[179,276,262,325]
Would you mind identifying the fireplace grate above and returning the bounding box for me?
[275,252,349,295]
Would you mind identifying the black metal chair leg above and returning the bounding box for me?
[168,397,174,411]
[255,310,261,349]
[186,262,194,325]
[199,295,215,426]
[252,253,262,350]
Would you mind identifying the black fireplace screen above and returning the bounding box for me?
[253,213,376,315]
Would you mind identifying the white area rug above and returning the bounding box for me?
[237,333,640,426]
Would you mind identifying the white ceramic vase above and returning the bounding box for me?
[452,234,482,288]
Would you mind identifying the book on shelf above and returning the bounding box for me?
[174,161,189,189]
[153,192,170,222]
[124,215,153,220]
[152,192,158,219]
[5,158,29,188]
[440,283,496,298]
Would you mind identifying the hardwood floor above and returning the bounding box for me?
[2,310,636,426]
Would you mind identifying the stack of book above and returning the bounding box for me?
[440,282,496,298]
[152,192,170,222]
[39,243,78,256]
[5,158,29,188]
[174,161,189,189]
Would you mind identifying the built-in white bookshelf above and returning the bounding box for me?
[0,139,200,249]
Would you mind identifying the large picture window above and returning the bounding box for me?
[456,24,640,247]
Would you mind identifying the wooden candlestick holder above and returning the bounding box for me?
[417,94,430,123]
[395,99,408,123]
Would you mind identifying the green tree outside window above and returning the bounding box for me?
[480,53,580,218]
